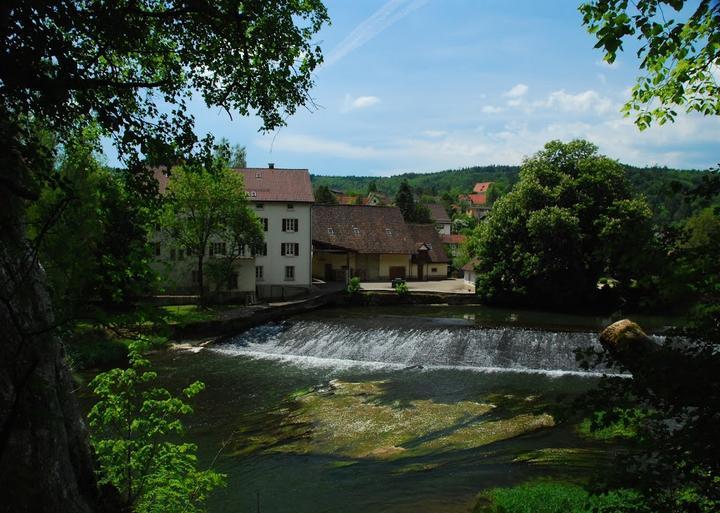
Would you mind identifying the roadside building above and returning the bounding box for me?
[312,205,449,282]
[462,258,480,290]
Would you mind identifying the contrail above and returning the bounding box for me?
[322,0,430,68]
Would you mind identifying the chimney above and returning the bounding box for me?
[268,162,275,169]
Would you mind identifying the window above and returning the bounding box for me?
[282,218,298,232]
[153,242,161,256]
[209,242,226,256]
[385,228,392,235]
[285,266,295,281]
[250,191,257,197]
[238,245,246,257]
[261,218,268,231]
[327,227,335,235]
[252,242,267,257]
[352,227,360,236]
[228,273,238,290]
[431,267,438,273]
[281,243,299,256]
[256,266,264,281]
[256,203,264,210]
[287,203,294,210]
[255,172,262,179]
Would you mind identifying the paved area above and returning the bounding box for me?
[361,278,474,294]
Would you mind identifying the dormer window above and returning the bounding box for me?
[385,228,392,235]
[250,191,257,197]
[255,172,262,179]
[352,227,360,236]
[327,227,335,235]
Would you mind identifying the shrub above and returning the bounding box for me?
[346,276,361,295]
[88,338,225,513]
[395,282,409,296]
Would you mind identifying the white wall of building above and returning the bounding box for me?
[252,201,312,294]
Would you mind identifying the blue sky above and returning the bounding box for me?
[185,0,719,175]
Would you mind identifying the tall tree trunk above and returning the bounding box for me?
[197,253,205,305]
[0,153,98,511]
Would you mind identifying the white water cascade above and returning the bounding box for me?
[212,319,612,377]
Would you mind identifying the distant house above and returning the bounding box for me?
[460,182,494,220]
[312,205,448,281]
[440,233,466,260]
[363,191,391,206]
[426,204,452,235]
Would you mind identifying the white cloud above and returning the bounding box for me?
[534,89,616,115]
[422,130,447,137]
[254,111,720,172]
[481,105,503,114]
[323,0,429,68]
[342,94,381,112]
[503,83,529,98]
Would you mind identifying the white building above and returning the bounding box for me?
[151,165,314,301]
[236,166,314,299]
[427,204,452,235]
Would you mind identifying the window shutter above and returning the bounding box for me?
[294,243,299,255]
[295,219,299,231]
[281,243,286,256]
[282,219,287,232]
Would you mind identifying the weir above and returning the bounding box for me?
[213,319,609,376]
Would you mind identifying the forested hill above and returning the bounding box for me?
[311,164,718,225]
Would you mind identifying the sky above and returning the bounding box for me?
[168,0,719,175]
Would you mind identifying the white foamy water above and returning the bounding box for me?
[211,320,619,378]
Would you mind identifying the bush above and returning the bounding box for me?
[88,338,225,512]
[394,282,409,296]
[346,276,361,295]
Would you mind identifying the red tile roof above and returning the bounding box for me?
[440,234,466,244]
[235,168,314,202]
[152,166,314,203]
[473,182,492,193]
[468,193,487,205]
[313,205,416,254]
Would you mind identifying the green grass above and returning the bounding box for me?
[474,481,649,513]
[577,410,640,441]
[159,304,233,325]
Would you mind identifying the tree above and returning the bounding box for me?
[469,140,656,309]
[314,185,338,204]
[89,339,224,513]
[367,180,378,194]
[580,0,720,129]
[394,179,432,223]
[0,2,328,511]
[160,164,260,303]
[216,137,247,168]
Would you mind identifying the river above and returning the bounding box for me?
[145,305,649,513]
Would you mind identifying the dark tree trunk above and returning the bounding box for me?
[197,253,205,304]
[0,163,98,511]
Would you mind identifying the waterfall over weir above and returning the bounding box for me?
[213,318,611,377]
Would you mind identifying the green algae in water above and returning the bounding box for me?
[238,379,556,461]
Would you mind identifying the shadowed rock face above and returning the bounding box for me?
[0,158,98,513]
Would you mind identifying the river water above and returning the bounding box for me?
[147,306,646,513]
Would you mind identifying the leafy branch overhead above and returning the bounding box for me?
[580,0,720,129]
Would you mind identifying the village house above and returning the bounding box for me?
[238,166,314,299]
[459,181,493,220]
[151,165,314,301]
[312,205,448,282]
[426,203,452,235]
